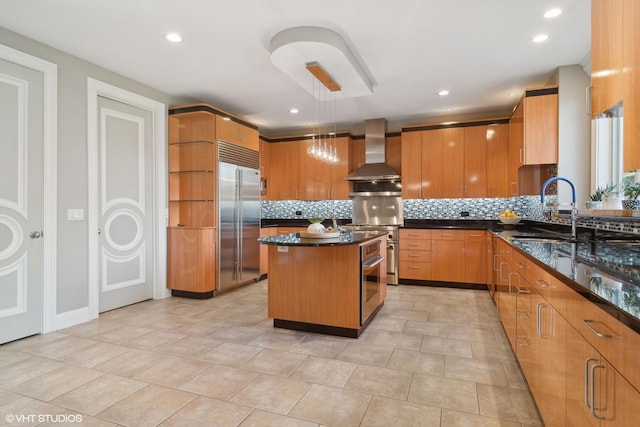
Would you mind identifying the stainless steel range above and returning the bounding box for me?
[343,118,402,285]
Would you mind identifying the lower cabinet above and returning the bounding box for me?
[399,229,486,284]
[167,227,216,295]
[259,227,277,276]
[495,239,639,427]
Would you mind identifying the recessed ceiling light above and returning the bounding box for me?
[532,34,549,43]
[438,90,450,96]
[544,8,562,19]
[508,92,517,97]
[166,32,182,43]
[289,108,299,114]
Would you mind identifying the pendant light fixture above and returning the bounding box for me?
[306,62,339,163]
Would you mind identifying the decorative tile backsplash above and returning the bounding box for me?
[261,197,640,235]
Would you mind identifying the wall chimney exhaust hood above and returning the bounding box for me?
[345,119,401,181]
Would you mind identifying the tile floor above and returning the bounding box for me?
[0,281,543,426]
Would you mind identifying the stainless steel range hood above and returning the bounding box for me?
[345,118,401,181]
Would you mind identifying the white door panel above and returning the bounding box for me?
[97,97,153,312]
[0,56,44,343]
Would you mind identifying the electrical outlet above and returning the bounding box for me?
[460,211,470,217]
[295,210,302,216]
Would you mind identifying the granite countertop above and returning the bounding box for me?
[258,230,386,247]
[497,233,640,334]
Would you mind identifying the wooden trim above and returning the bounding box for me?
[306,62,341,92]
[525,87,559,97]
[169,103,258,131]
[260,132,351,143]
[401,118,510,133]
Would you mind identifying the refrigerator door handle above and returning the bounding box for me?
[237,168,243,281]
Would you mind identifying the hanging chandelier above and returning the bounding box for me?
[306,62,339,163]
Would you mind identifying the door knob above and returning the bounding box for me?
[30,231,43,239]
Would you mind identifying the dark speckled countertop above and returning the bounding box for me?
[258,230,386,247]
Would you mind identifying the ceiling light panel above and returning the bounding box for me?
[165,32,182,43]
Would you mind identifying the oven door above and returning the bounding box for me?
[361,245,384,325]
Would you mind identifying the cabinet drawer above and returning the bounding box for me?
[400,229,432,239]
[399,261,432,280]
[399,239,432,251]
[566,286,640,391]
[431,230,465,240]
[399,250,432,263]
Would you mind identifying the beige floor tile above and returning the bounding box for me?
[0,349,30,368]
[385,309,430,321]
[59,319,123,338]
[239,409,318,427]
[198,342,263,367]
[371,330,423,350]
[290,355,356,388]
[96,384,196,427]
[241,348,308,376]
[133,356,211,388]
[56,341,129,367]
[336,341,394,367]
[247,329,306,351]
[403,320,449,337]
[366,315,407,332]
[380,299,416,311]
[471,340,517,363]
[91,325,155,344]
[289,383,371,426]
[289,334,349,358]
[15,335,97,359]
[230,374,311,415]
[123,330,186,350]
[158,335,221,357]
[179,365,258,400]
[441,409,522,427]
[51,373,147,415]
[159,395,253,427]
[409,373,479,414]
[344,364,413,400]
[502,362,530,390]
[412,301,452,313]
[477,384,543,425]
[0,356,65,389]
[93,348,175,377]
[210,325,265,343]
[420,336,473,358]
[445,356,509,387]
[0,396,67,427]
[0,389,22,406]
[360,395,441,427]
[1,332,67,351]
[174,319,233,336]
[448,324,500,343]
[387,348,445,376]
[9,365,104,401]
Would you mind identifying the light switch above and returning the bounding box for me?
[67,209,85,221]
[277,246,288,253]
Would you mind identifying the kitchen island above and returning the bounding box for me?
[258,230,387,337]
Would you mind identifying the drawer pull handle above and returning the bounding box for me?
[582,320,613,339]
[515,284,530,294]
[536,279,554,289]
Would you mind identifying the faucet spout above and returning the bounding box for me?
[540,176,578,240]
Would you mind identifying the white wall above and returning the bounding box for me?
[0,26,193,316]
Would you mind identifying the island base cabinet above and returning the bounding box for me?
[268,244,361,330]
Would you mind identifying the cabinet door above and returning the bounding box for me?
[330,136,350,199]
[431,234,465,282]
[622,0,640,171]
[508,100,524,195]
[523,93,558,165]
[298,139,320,200]
[463,231,485,283]
[440,128,464,198]
[486,124,510,197]
[260,139,270,199]
[400,131,422,198]
[259,228,277,276]
[269,142,299,200]
[591,0,624,116]
[421,129,443,198]
[216,115,259,151]
[463,127,487,198]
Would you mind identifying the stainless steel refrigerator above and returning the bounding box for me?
[218,141,261,292]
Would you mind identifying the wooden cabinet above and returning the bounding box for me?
[462,126,487,198]
[259,139,270,199]
[268,142,299,200]
[399,229,432,280]
[439,128,465,198]
[622,0,640,171]
[399,229,484,284]
[495,239,516,348]
[215,115,259,151]
[167,110,217,296]
[591,0,624,117]
[267,137,349,201]
[259,227,277,276]
[485,124,510,197]
[400,131,423,198]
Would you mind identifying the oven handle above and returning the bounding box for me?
[363,256,385,269]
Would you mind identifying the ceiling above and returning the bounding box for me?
[0,0,591,136]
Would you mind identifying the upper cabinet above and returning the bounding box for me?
[591,0,639,171]
[215,115,259,151]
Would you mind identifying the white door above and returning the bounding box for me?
[96,96,154,312]
[0,57,44,343]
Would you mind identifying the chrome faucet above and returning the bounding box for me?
[541,176,578,240]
